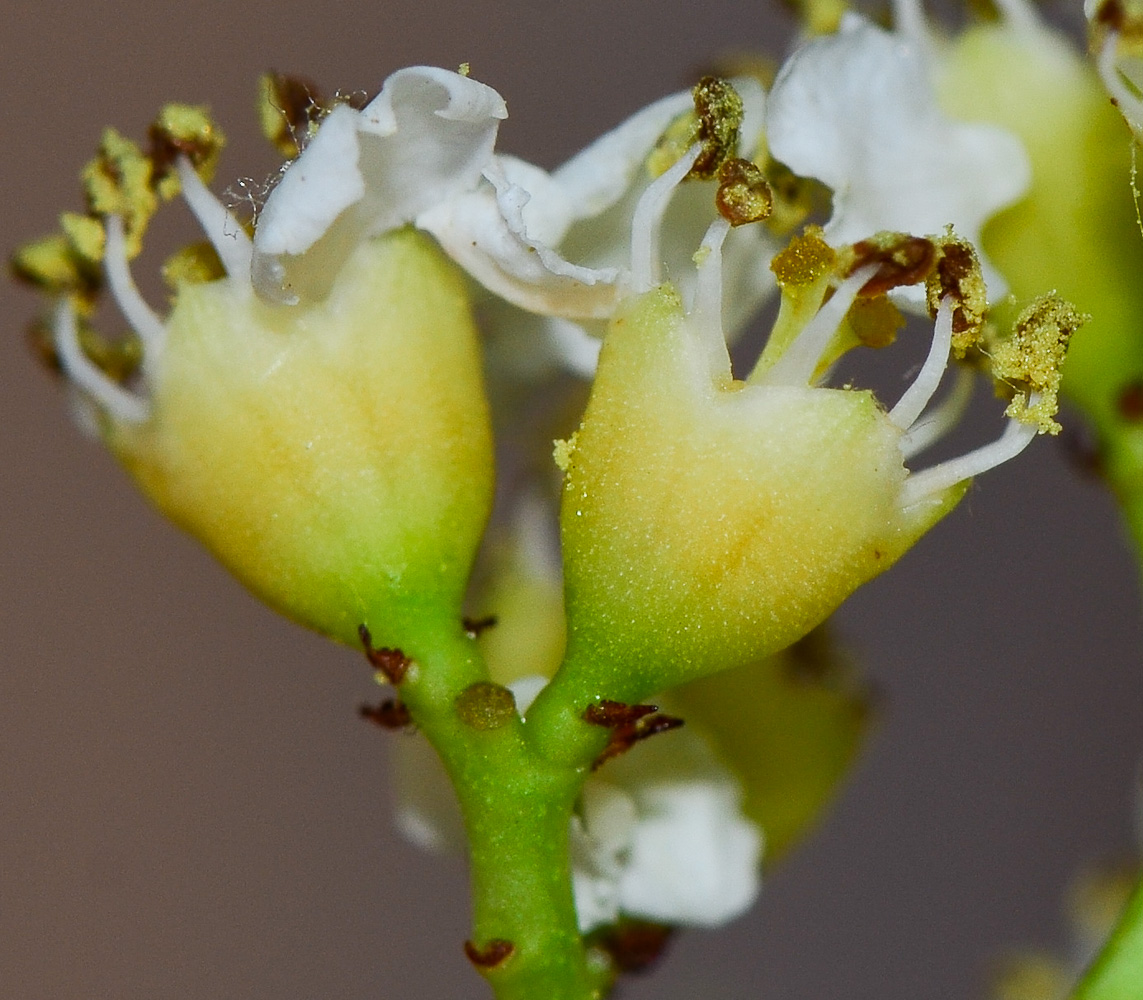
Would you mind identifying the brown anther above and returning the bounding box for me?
[149,126,202,179]
[1118,379,1143,422]
[358,699,412,730]
[260,72,325,157]
[585,701,685,771]
[689,76,744,180]
[715,157,773,226]
[357,624,411,684]
[592,920,675,975]
[462,614,498,638]
[464,938,515,969]
[583,700,659,728]
[849,234,936,297]
[1095,0,1127,30]
[929,240,978,334]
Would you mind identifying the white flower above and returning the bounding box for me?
[569,721,763,931]
[394,675,763,932]
[253,65,775,374]
[766,13,1030,302]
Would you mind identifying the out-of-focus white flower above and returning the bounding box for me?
[395,675,763,932]
[568,715,762,931]
[766,13,1029,302]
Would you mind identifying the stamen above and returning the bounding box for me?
[630,142,702,294]
[899,366,974,460]
[1098,34,1143,143]
[758,263,879,387]
[889,294,953,430]
[688,216,733,375]
[175,157,254,287]
[899,404,1039,508]
[991,0,1042,33]
[103,214,167,362]
[891,0,936,60]
[52,299,149,424]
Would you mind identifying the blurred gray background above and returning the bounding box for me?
[2,1,1140,997]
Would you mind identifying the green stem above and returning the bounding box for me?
[398,626,603,1000]
[1071,874,1143,1000]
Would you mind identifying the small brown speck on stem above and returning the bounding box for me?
[464,938,515,969]
[462,614,498,638]
[584,700,684,770]
[357,624,411,684]
[358,699,412,730]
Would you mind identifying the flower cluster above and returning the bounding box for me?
[14,0,1079,970]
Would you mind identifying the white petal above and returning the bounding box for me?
[586,726,763,928]
[571,781,638,932]
[617,779,762,926]
[418,166,622,319]
[254,105,366,257]
[552,91,694,219]
[355,67,507,235]
[767,14,1029,301]
[252,67,507,301]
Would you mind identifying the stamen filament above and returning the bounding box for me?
[1098,35,1143,143]
[52,300,149,424]
[103,215,168,363]
[891,0,936,60]
[899,408,1038,508]
[899,366,974,460]
[688,216,733,375]
[992,0,1041,34]
[630,143,702,294]
[759,264,879,387]
[890,294,953,430]
[176,157,254,287]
